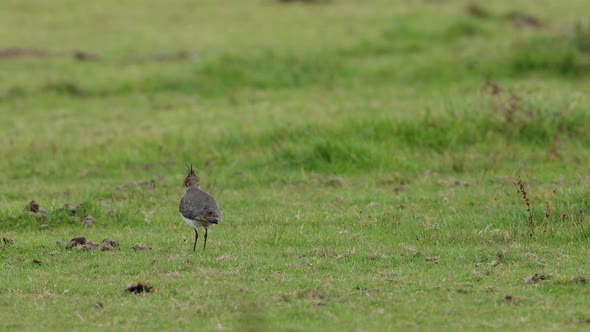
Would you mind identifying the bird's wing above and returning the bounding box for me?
[179,188,223,222]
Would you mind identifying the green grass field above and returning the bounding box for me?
[2,0,590,330]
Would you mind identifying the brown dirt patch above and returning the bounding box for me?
[0,48,50,59]
[524,273,550,284]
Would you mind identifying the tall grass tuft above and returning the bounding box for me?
[517,177,534,236]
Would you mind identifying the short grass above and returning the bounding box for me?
[2,0,590,330]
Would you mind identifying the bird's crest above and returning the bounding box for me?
[183,163,200,188]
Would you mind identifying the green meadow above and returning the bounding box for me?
[2,0,590,330]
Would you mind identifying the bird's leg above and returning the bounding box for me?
[203,228,208,250]
[193,228,198,252]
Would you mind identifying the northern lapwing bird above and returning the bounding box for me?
[179,164,223,251]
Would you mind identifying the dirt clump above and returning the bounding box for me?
[100,238,119,251]
[72,50,100,61]
[0,48,50,59]
[25,200,46,219]
[126,283,153,294]
[57,236,118,251]
[524,273,550,284]
[131,243,152,251]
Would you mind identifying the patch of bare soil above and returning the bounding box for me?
[313,174,343,187]
[504,295,524,303]
[131,243,152,251]
[0,48,202,65]
[0,48,51,59]
[153,50,195,62]
[117,176,162,190]
[425,256,439,263]
[295,289,327,307]
[72,50,100,61]
[465,4,491,19]
[506,11,545,29]
[572,276,588,284]
[524,273,550,284]
[490,250,506,267]
[278,0,330,3]
[436,177,470,187]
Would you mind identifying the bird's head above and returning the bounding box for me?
[183,163,200,188]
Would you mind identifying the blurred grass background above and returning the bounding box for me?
[2,0,590,330]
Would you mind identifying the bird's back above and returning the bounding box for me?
[179,187,222,222]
